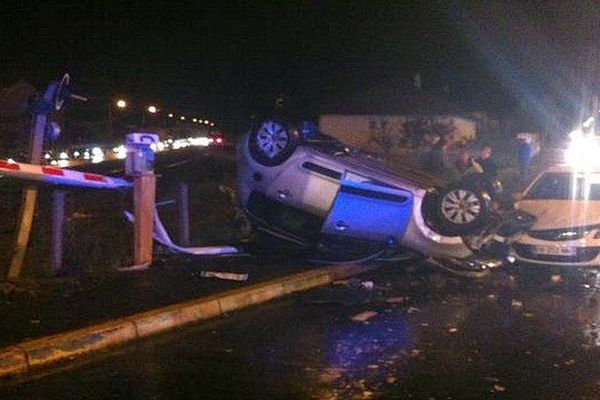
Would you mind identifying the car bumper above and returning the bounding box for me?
[510,242,600,267]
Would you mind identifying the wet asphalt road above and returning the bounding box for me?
[3,262,600,399]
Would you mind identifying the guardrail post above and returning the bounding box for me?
[7,83,55,282]
[133,174,156,266]
[7,186,38,281]
[177,182,190,246]
[126,133,159,268]
[51,190,66,272]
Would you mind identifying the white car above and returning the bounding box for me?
[237,118,503,275]
[510,164,600,267]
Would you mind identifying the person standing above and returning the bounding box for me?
[476,145,498,178]
[455,151,483,176]
[517,138,533,180]
[423,136,448,174]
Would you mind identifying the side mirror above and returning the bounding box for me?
[512,192,524,201]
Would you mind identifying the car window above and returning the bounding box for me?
[525,172,600,200]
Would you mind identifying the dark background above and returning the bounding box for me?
[1,0,599,134]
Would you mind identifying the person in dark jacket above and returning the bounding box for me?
[517,138,533,180]
[423,136,448,174]
[476,146,498,178]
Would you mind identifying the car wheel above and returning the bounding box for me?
[248,118,299,166]
[433,182,489,236]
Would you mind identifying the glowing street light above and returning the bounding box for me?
[115,99,127,109]
[203,120,209,124]
[180,116,186,121]
[147,105,158,114]
[192,118,198,123]
[168,113,174,118]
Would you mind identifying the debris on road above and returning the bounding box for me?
[523,312,535,318]
[333,278,377,291]
[385,296,409,304]
[351,311,379,322]
[333,279,351,286]
[493,384,506,393]
[200,271,249,281]
[361,281,374,290]
[320,367,344,382]
[511,299,523,308]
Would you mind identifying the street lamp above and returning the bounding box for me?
[180,116,186,121]
[147,105,158,114]
[168,113,174,118]
[108,98,128,139]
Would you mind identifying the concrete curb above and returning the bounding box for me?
[0,263,380,380]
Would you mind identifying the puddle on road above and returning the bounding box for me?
[293,267,600,399]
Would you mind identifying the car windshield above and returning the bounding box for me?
[525,172,600,200]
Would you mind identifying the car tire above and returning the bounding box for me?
[248,118,299,166]
[432,180,490,236]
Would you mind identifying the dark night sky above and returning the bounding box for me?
[1,0,599,133]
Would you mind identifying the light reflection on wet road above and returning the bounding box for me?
[3,262,600,399]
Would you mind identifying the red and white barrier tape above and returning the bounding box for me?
[0,159,132,189]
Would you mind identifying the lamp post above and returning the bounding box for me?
[142,105,158,127]
[108,98,128,139]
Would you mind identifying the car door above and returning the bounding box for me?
[322,173,414,244]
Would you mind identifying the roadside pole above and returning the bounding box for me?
[177,182,190,246]
[7,82,57,282]
[593,95,599,135]
[50,190,66,272]
[125,133,159,268]
[133,174,156,265]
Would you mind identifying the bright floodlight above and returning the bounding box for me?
[565,133,600,170]
[192,118,198,123]
[147,105,158,114]
[116,99,127,109]
[168,113,174,118]
[180,116,186,121]
[203,119,209,124]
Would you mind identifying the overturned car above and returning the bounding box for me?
[237,118,503,275]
